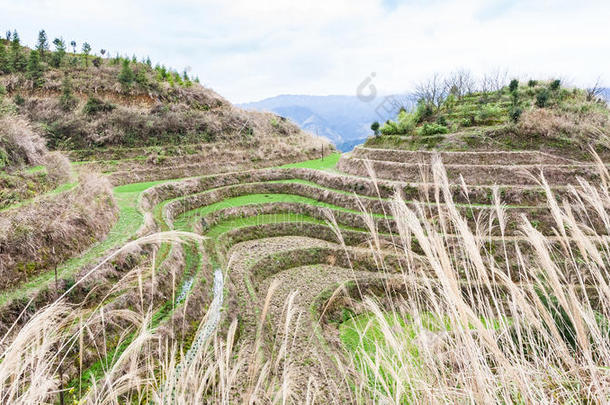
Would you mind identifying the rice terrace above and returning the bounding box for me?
[2,9,610,405]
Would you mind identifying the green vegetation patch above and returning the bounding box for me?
[366,79,610,155]
[278,152,340,170]
[340,311,508,399]
[175,192,383,226]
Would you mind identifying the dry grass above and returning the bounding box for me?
[0,172,116,288]
[44,151,72,184]
[0,115,47,168]
[337,155,610,403]
[518,107,610,152]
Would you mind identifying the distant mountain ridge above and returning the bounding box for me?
[240,94,414,151]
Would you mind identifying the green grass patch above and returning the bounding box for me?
[204,213,323,239]
[278,152,340,170]
[174,192,386,229]
[24,165,45,174]
[340,311,510,400]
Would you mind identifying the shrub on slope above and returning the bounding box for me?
[0,115,46,168]
[0,114,75,209]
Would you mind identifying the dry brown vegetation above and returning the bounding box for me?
[0,115,46,168]
[517,107,610,151]
[0,172,116,289]
[0,114,74,209]
[1,54,331,157]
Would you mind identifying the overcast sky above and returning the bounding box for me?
[1,0,608,103]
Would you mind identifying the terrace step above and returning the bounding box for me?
[351,146,582,165]
[338,155,598,185]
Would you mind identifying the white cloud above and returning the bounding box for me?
[1,0,608,102]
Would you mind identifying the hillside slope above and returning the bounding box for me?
[0,35,332,182]
[365,79,610,160]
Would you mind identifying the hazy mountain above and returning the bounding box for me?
[240,94,414,151]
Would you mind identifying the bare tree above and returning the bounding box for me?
[414,73,448,109]
[445,69,476,99]
[479,73,492,94]
[586,76,605,102]
[482,68,509,92]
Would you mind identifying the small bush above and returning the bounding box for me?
[509,106,523,123]
[13,94,25,106]
[380,120,400,135]
[550,79,561,91]
[396,110,417,134]
[536,89,550,108]
[44,152,72,184]
[135,68,149,89]
[509,79,519,93]
[59,76,77,111]
[370,121,380,136]
[435,115,447,126]
[418,123,448,136]
[83,96,115,115]
[528,80,538,87]
[0,147,9,169]
[414,101,434,123]
[476,104,503,124]
[118,59,135,91]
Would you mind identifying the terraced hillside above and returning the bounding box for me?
[3,132,610,402]
[367,78,610,161]
[2,36,610,401]
[0,33,332,186]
